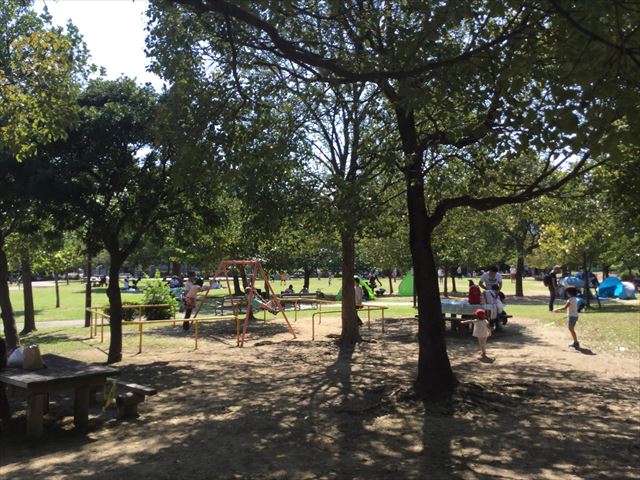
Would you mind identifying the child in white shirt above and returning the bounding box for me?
[460,308,492,358]
[553,287,580,348]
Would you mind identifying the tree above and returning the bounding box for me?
[0,0,88,348]
[159,0,640,398]
[46,78,189,363]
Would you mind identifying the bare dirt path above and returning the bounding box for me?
[1,313,638,479]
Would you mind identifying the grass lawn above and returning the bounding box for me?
[6,278,638,354]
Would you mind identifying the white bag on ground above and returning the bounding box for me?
[7,347,24,367]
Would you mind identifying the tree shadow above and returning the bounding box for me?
[1,319,638,479]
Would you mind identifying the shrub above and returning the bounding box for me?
[103,300,141,321]
[142,276,178,320]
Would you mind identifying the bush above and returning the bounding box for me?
[103,300,141,321]
[142,277,178,320]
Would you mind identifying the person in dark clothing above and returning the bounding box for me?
[547,265,562,311]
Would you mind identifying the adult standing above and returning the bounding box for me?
[354,277,364,326]
[437,267,445,285]
[546,265,562,311]
[479,266,503,291]
[509,266,517,283]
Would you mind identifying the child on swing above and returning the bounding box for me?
[246,287,278,314]
[460,309,492,358]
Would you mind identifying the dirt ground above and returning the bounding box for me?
[1,310,639,479]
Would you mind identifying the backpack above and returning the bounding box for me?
[543,273,553,287]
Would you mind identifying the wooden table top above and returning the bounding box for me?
[0,354,118,389]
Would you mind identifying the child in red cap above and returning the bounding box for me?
[461,308,492,358]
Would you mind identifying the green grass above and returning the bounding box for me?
[506,301,640,352]
[9,281,148,322]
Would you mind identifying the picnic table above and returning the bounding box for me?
[0,354,118,438]
[440,299,497,320]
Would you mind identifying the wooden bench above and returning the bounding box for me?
[113,379,157,418]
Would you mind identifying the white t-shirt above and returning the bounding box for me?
[510,267,517,276]
[471,319,491,338]
[480,271,502,289]
[567,297,578,318]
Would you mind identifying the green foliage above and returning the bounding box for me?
[0,2,89,161]
[142,277,178,320]
[103,300,141,321]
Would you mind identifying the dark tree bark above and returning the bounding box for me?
[450,267,457,293]
[302,267,312,291]
[388,275,394,295]
[397,108,456,398]
[106,255,124,363]
[20,249,36,334]
[84,255,92,328]
[171,261,181,276]
[515,254,525,297]
[603,264,609,278]
[232,269,242,295]
[339,232,361,345]
[0,244,19,350]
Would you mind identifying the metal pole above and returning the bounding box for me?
[138,322,143,354]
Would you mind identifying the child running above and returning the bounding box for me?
[553,286,580,348]
[460,308,492,358]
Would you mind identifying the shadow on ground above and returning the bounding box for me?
[1,318,638,479]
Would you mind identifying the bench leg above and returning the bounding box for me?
[27,393,46,438]
[117,392,145,418]
[1,385,11,424]
[74,386,90,429]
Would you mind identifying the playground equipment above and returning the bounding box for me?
[193,260,296,346]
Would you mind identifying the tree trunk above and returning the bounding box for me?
[388,276,394,295]
[231,269,242,295]
[602,265,609,278]
[0,243,19,350]
[107,255,124,363]
[54,271,60,308]
[84,255,92,328]
[450,267,457,293]
[443,266,449,298]
[339,232,361,345]
[171,261,181,276]
[20,249,36,334]
[515,252,525,297]
[395,104,456,399]
[65,272,69,286]
[303,267,311,290]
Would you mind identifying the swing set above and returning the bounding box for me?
[193,260,296,347]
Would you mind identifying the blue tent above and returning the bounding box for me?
[597,277,621,298]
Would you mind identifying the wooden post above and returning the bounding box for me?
[100,313,105,343]
[138,322,143,354]
[138,306,143,322]
[318,303,322,323]
[194,319,199,350]
[27,393,45,438]
[381,308,385,334]
[74,386,90,429]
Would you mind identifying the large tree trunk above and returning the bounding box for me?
[84,255,92,328]
[106,255,124,363]
[602,264,609,278]
[339,232,361,345]
[232,269,242,295]
[443,265,449,297]
[0,244,19,349]
[171,261,181,276]
[397,107,456,399]
[303,267,312,290]
[388,275,394,295]
[20,249,36,334]
[450,267,457,293]
[54,271,60,308]
[515,251,525,297]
